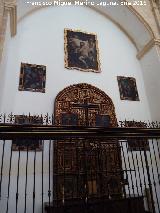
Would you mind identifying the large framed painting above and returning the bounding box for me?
[19,63,46,93]
[64,28,101,73]
[117,76,139,101]
[125,121,149,151]
[12,115,43,151]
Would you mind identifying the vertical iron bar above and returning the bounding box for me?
[63,139,66,206]
[33,145,36,213]
[120,140,129,198]
[83,139,88,207]
[143,147,156,213]
[151,138,160,212]
[76,139,79,199]
[139,149,150,210]
[54,140,59,208]
[126,140,136,197]
[105,141,109,198]
[129,143,140,196]
[48,140,51,212]
[96,139,100,198]
[6,143,13,213]
[134,150,143,196]
[115,139,124,198]
[42,140,44,213]
[71,138,74,200]
[0,140,5,199]
[147,139,159,212]
[16,146,21,213]
[24,145,29,213]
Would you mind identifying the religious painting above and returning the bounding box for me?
[12,115,43,151]
[125,121,149,151]
[18,63,46,93]
[117,76,139,101]
[95,114,110,127]
[61,113,78,126]
[64,29,101,72]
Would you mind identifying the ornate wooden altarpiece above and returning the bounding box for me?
[53,83,124,204]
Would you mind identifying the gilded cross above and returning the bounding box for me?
[71,99,99,126]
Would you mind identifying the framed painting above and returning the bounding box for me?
[64,28,101,72]
[117,76,139,101]
[95,114,110,127]
[125,121,149,151]
[61,113,78,126]
[19,63,46,93]
[12,115,43,151]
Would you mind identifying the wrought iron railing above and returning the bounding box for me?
[0,114,160,213]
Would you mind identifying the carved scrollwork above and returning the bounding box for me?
[54,83,117,127]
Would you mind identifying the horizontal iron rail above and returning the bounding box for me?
[0,124,160,139]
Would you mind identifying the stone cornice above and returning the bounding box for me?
[4,1,17,36]
[137,38,160,59]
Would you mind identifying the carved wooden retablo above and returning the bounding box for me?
[54,83,117,127]
[53,83,123,203]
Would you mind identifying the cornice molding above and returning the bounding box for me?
[137,38,160,59]
[4,1,17,36]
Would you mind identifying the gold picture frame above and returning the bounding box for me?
[64,28,101,73]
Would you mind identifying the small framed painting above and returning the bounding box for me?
[19,63,46,93]
[125,121,149,151]
[117,76,139,101]
[64,28,101,72]
[12,115,43,151]
[95,114,110,127]
[61,113,78,126]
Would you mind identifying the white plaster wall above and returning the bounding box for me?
[140,46,160,121]
[0,5,151,121]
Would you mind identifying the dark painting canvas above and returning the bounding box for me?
[64,29,101,72]
[125,121,149,151]
[95,114,110,127]
[61,113,78,126]
[19,63,46,93]
[117,76,139,101]
[12,115,43,151]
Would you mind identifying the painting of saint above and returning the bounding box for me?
[12,115,43,151]
[19,63,46,93]
[117,76,139,101]
[64,29,101,72]
[95,114,110,127]
[61,113,78,126]
[124,121,149,151]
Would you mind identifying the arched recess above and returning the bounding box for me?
[54,83,117,127]
[16,0,153,52]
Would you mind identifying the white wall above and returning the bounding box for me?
[0,5,151,121]
[140,46,160,121]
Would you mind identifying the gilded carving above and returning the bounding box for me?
[54,83,117,127]
[53,84,124,202]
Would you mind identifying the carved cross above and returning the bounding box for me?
[71,99,99,126]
